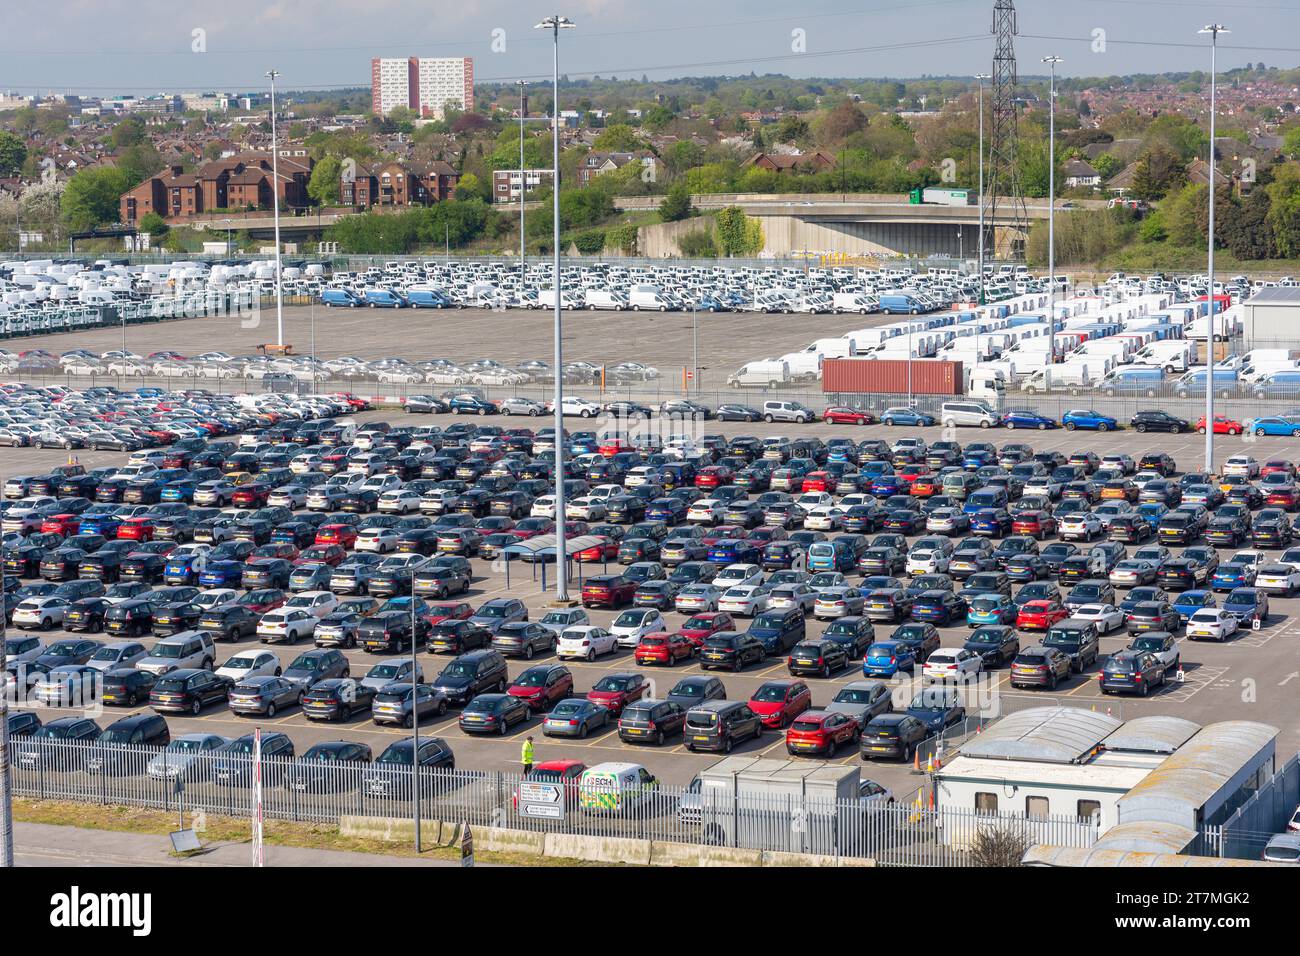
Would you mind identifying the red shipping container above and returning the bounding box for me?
[822,358,963,395]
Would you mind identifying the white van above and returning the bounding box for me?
[940,401,1000,429]
[833,292,876,314]
[728,360,792,388]
[584,288,628,311]
[578,762,660,814]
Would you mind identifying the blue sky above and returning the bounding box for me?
[1,0,1296,94]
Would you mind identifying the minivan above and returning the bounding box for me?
[746,607,807,655]
[762,401,815,424]
[941,402,999,429]
[683,699,764,754]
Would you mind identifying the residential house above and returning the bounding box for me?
[341,160,459,208]
[744,150,835,175]
[1063,159,1101,190]
[577,151,663,186]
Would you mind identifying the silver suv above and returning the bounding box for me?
[136,631,216,676]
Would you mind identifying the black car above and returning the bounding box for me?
[820,616,875,659]
[196,604,258,642]
[98,667,158,708]
[149,668,232,714]
[1099,649,1169,695]
[358,611,429,653]
[301,678,377,721]
[1130,411,1189,435]
[963,625,1020,667]
[151,602,203,637]
[286,740,375,792]
[860,713,927,761]
[362,737,456,800]
[890,622,941,664]
[699,632,766,672]
[715,404,762,422]
[786,639,849,678]
[62,597,113,633]
[430,649,510,706]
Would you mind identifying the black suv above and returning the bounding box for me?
[1042,619,1101,673]
[430,649,509,706]
[1099,649,1168,695]
[1130,411,1189,435]
[618,699,687,745]
[861,713,927,761]
[196,604,258,642]
[683,700,763,754]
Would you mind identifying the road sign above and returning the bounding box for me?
[461,821,474,868]
[518,781,564,819]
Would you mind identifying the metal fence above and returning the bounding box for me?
[7,736,1096,865]
[1217,753,1300,860]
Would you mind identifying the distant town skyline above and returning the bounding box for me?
[1,0,1298,96]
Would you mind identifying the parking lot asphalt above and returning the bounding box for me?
[11,304,884,393]
[7,411,1300,803]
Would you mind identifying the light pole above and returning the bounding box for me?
[410,593,420,852]
[0,562,12,868]
[1201,24,1228,474]
[975,74,990,305]
[536,14,575,604]
[1042,56,1062,369]
[266,70,284,349]
[519,80,528,295]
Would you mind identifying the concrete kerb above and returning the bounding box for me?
[341,816,877,866]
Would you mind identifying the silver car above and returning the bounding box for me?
[145,733,229,781]
[228,675,301,717]
[360,658,423,692]
[86,641,148,672]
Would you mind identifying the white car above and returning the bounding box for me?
[283,591,339,619]
[922,647,983,682]
[216,650,281,682]
[530,495,557,519]
[1071,603,1125,634]
[377,489,421,514]
[537,607,590,638]
[1101,454,1136,474]
[767,583,816,612]
[566,496,607,521]
[796,492,834,511]
[419,488,459,514]
[556,625,618,661]
[1058,513,1102,541]
[804,506,846,531]
[257,608,317,644]
[674,583,721,612]
[906,547,950,576]
[13,596,69,630]
[193,588,238,610]
[715,563,763,588]
[555,397,602,418]
[1254,564,1300,596]
[1222,455,1260,478]
[609,609,668,647]
[1185,608,1240,642]
[717,584,771,617]
[267,485,309,508]
[355,526,400,553]
[687,499,725,524]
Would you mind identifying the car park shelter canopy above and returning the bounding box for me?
[501,535,606,560]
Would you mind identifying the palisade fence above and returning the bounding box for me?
[0,291,260,340]
[7,737,1097,865]
[1216,753,1300,860]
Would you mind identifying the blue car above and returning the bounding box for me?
[1136,503,1168,530]
[863,640,915,676]
[1172,589,1215,622]
[447,395,497,415]
[1211,561,1255,592]
[1002,409,1057,430]
[198,560,244,589]
[1062,409,1119,431]
[1223,587,1268,625]
[963,449,997,470]
[696,293,729,313]
[160,480,196,502]
[880,408,936,427]
[965,593,1016,627]
[78,514,123,537]
[970,508,1012,537]
[1244,416,1300,437]
[870,476,906,497]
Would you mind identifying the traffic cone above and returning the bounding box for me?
[926,752,935,773]
[913,749,921,772]
[1176,665,1186,684]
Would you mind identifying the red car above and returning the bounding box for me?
[909,474,942,498]
[328,392,372,411]
[116,517,156,541]
[586,672,648,716]
[511,519,554,540]
[823,406,874,426]
[581,574,638,609]
[634,632,696,666]
[695,466,734,490]
[801,471,838,494]
[574,536,620,563]
[1266,487,1299,510]
[1011,510,1057,539]
[507,663,574,712]
[1016,599,1069,630]
[785,710,861,756]
[231,482,272,507]
[678,612,735,647]
[1196,415,1242,436]
[295,544,347,567]
[425,602,473,625]
[701,525,745,547]
[239,589,286,613]
[314,524,358,549]
[39,514,81,536]
[1262,460,1297,478]
[598,437,633,458]
[895,465,931,489]
[747,679,813,729]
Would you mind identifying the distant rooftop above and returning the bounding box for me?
[1245,287,1300,305]
[956,706,1122,764]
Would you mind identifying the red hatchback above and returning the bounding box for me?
[678,612,735,647]
[40,514,81,536]
[116,517,156,541]
[695,465,734,490]
[295,544,347,567]
[747,679,812,729]
[1016,599,1069,630]
[507,664,574,712]
[314,524,358,549]
[634,632,696,666]
[586,672,649,716]
[426,602,473,625]
[1262,460,1297,478]
[1196,415,1242,436]
[802,471,838,494]
[823,406,874,426]
[574,536,620,563]
[786,710,861,756]
[1011,510,1057,539]
[232,482,272,507]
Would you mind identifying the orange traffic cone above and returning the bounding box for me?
[926,753,935,773]
[913,749,921,772]
[1176,665,1186,684]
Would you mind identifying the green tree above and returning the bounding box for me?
[664,140,704,176]
[109,117,147,150]
[591,124,646,152]
[1163,182,1208,246]
[138,211,168,236]
[714,206,763,256]
[1091,152,1120,180]
[0,131,27,177]
[454,172,487,202]
[642,105,675,131]
[684,161,737,193]
[658,181,693,221]
[115,143,165,187]
[1130,146,1187,201]
[307,155,342,206]
[60,166,131,232]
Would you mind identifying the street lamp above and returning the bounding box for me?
[975,74,990,305]
[1200,24,1228,474]
[518,80,528,295]
[266,69,284,349]
[536,14,575,604]
[1042,56,1062,370]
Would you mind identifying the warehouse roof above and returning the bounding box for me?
[956,707,1122,764]
[1102,716,1201,756]
[1244,287,1300,305]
